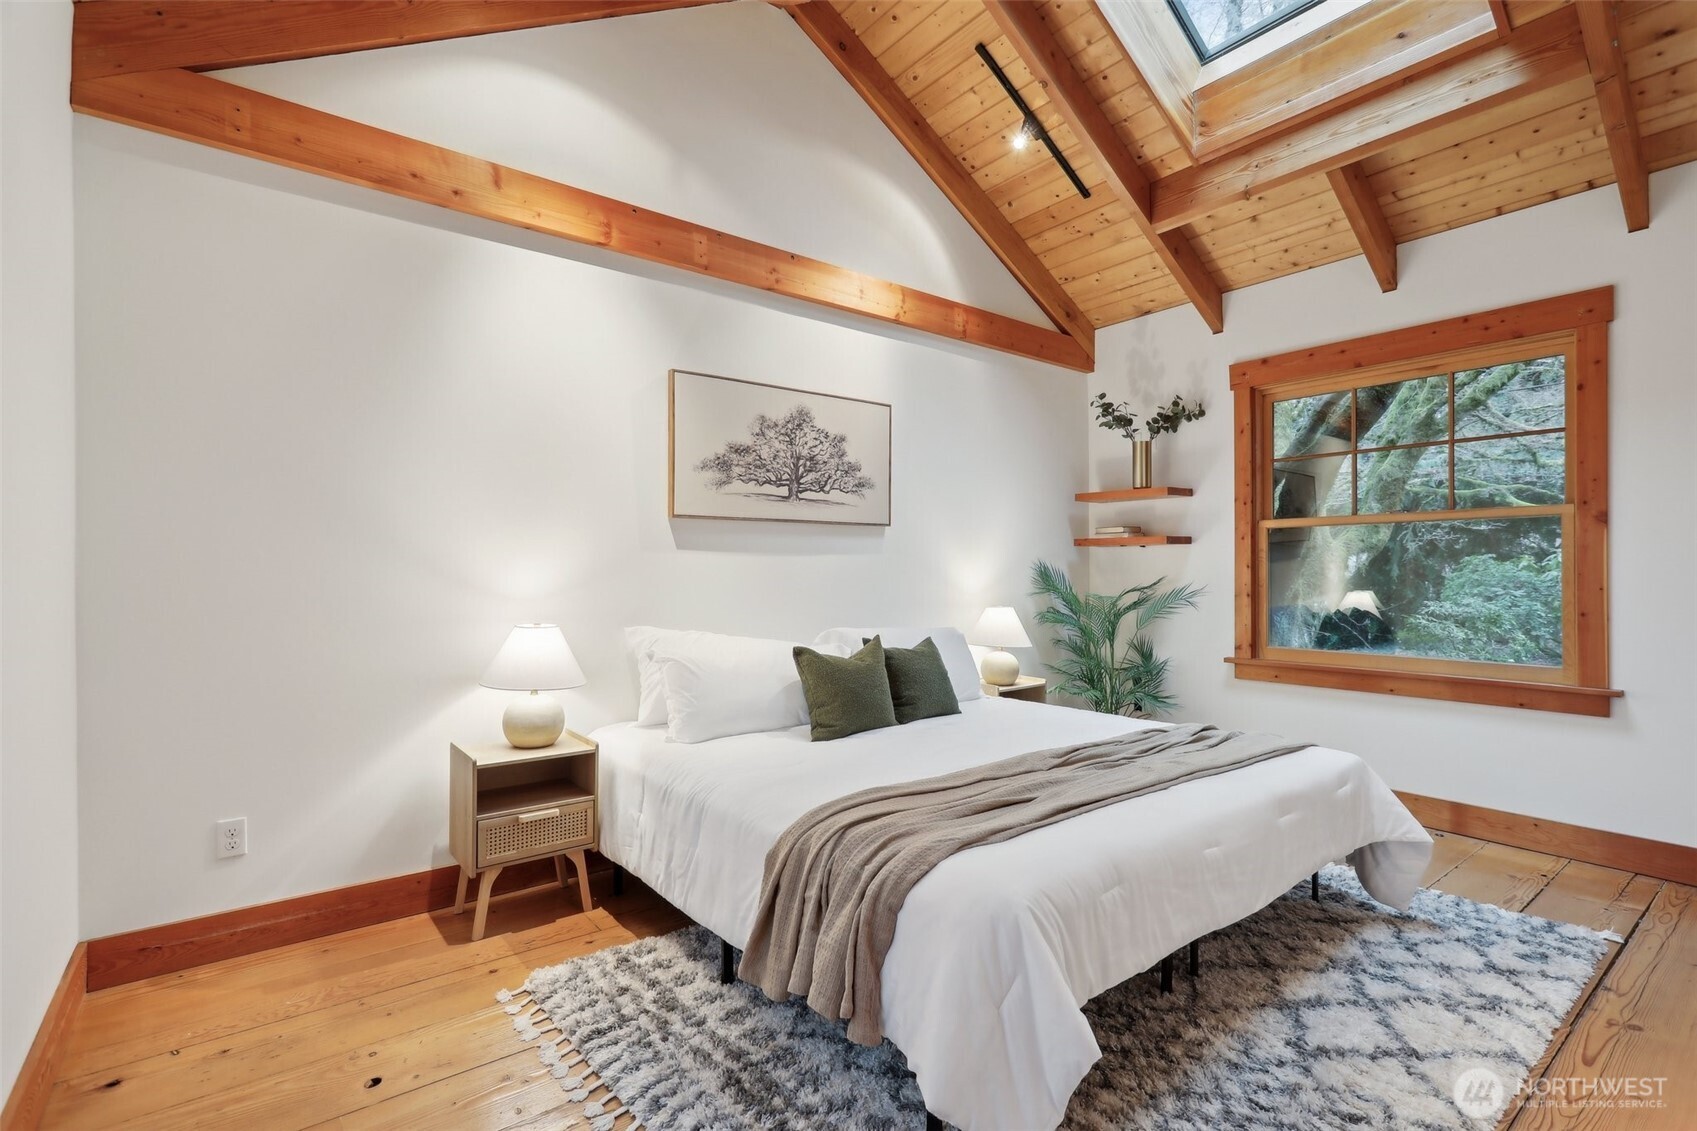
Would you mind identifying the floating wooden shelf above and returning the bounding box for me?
[1074,535,1193,547]
[1075,486,1194,502]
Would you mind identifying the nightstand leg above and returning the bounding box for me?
[454,868,471,915]
[566,848,592,913]
[554,855,568,889]
[471,865,504,942]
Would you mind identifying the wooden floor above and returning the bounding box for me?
[40,835,1696,1130]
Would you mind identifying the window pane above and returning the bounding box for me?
[1169,0,1323,57]
[1455,354,1565,438]
[1357,444,1449,514]
[1265,515,1563,667]
[1272,456,1351,518]
[1455,433,1565,509]
[1357,374,1449,449]
[1272,390,1351,458]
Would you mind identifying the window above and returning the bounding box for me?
[1230,289,1620,716]
[1167,0,1329,62]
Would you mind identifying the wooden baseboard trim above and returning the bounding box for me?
[1397,791,1697,885]
[1,943,87,1131]
[85,854,610,991]
[82,797,1692,991]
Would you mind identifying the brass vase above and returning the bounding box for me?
[1131,439,1153,489]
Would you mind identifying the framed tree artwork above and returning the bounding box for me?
[669,370,891,526]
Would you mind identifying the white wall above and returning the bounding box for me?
[1088,164,1697,848]
[224,2,1045,324]
[0,0,81,1095]
[72,6,1085,937]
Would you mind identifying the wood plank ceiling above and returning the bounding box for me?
[69,0,1697,363]
[804,0,1697,332]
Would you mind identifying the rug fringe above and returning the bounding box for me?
[494,987,643,1128]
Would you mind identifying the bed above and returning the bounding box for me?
[593,695,1432,1131]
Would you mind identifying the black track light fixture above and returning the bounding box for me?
[974,42,1090,200]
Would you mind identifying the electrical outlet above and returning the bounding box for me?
[216,817,248,859]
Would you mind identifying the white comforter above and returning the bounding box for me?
[594,698,1431,1131]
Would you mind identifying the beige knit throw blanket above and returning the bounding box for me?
[739,723,1311,1046]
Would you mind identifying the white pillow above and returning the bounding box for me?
[812,626,983,702]
[652,632,845,744]
[624,626,691,726]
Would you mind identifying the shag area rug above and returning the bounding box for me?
[499,867,1607,1130]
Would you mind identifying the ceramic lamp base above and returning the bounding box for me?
[980,649,1021,687]
[503,691,565,748]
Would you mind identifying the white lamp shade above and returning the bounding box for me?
[968,606,1032,649]
[480,624,586,691]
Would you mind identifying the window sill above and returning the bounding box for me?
[1224,657,1622,717]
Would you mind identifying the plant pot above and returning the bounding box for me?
[1131,439,1153,489]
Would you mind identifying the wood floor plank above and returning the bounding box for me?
[46,959,535,1127]
[62,905,626,1079]
[1497,872,1663,1131]
[1511,883,1697,1130]
[1430,841,1566,911]
[1523,863,1660,935]
[122,1002,522,1129]
[304,1051,566,1131]
[40,836,1696,1131]
[1422,829,1488,886]
[61,873,669,1075]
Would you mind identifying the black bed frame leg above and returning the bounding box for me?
[925,1114,943,1131]
[1159,953,1173,994]
[1312,871,1321,901]
[1188,938,1200,978]
[612,864,625,897]
[719,938,736,985]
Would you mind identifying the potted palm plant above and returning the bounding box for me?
[1090,392,1205,489]
[1029,560,1203,716]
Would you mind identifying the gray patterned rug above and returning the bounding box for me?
[499,867,1606,1130]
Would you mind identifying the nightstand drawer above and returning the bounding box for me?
[477,799,595,866]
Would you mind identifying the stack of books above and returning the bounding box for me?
[1092,525,1143,537]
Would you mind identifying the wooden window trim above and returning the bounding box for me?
[1229,287,1619,716]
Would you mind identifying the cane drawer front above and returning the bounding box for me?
[477,799,595,867]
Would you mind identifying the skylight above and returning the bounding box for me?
[1167,0,1329,62]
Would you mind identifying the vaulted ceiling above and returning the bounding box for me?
[803,0,1694,332]
[69,0,1697,371]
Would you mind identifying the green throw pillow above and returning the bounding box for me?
[862,635,961,725]
[793,638,898,742]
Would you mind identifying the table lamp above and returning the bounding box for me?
[969,606,1032,687]
[480,624,586,748]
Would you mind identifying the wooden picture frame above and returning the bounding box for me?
[668,370,892,527]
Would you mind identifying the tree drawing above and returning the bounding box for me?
[696,405,875,502]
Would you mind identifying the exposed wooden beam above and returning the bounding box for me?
[1151,8,1589,233]
[72,0,725,81]
[71,68,1090,372]
[985,0,1224,334]
[783,0,1094,363]
[1326,162,1398,292]
[1576,0,1650,231]
[1488,0,1513,38]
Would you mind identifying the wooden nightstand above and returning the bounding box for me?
[982,675,1047,702]
[450,733,597,941]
